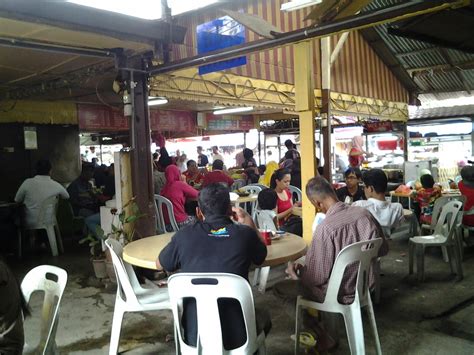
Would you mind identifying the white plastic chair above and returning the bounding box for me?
[231,179,246,191]
[239,185,262,220]
[26,195,63,257]
[420,195,465,263]
[288,185,302,203]
[154,194,179,233]
[168,273,266,355]
[248,184,268,191]
[295,239,383,355]
[105,238,171,355]
[21,265,68,355]
[421,195,465,233]
[409,200,463,282]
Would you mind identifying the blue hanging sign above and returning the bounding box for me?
[196,15,246,75]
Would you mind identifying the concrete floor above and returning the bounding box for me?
[6,230,474,355]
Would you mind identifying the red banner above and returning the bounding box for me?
[78,104,196,133]
[149,110,196,132]
[364,121,393,133]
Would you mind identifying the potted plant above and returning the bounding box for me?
[80,197,146,282]
[80,233,107,279]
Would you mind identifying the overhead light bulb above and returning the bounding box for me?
[280,0,322,12]
[213,106,254,115]
[148,96,168,106]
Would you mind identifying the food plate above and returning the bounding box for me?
[235,190,250,197]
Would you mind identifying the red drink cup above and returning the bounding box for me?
[261,230,272,245]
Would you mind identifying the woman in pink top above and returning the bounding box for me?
[161,165,199,229]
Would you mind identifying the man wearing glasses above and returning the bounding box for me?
[336,167,366,204]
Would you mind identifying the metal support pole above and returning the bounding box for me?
[127,65,156,238]
[471,118,474,157]
[263,133,267,164]
[277,136,282,162]
[403,124,409,162]
[294,41,316,244]
[321,37,332,181]
[257,131,261,165]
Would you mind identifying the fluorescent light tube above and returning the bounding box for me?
[281,0,322,12]
[213,107,254,115]
[148,97,168,106]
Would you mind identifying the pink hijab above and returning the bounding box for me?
[351,136,364,151]
[161,165,182,195]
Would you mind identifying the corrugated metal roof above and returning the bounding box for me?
[409,104,474,119]
[363,0,474,102]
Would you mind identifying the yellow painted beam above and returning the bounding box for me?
[294,41,316,244]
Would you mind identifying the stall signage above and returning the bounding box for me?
[78,104,196,133]
[78,104,115,131]
[149,110,196,132]
[206,114,255,131]
[364,121,393,133]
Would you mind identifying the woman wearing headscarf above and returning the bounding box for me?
[160,165,199,229]
[258,161,279,187]
[349,135,369,168]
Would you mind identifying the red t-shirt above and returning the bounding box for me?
[459,180,474,226]
[349,148,364,168]
[184,171,204,188]
[202,170,234,188]
[276,189,292,221]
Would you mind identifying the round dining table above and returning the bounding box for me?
[232,194,258,206]
[123,231,307,270]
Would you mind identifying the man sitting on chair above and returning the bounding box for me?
[158,183,271,348]
[285,176,388,303]
[15,159,69,228]
[352,169,404,235]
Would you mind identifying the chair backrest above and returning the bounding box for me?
[239,185,262,195]
[231,179,246,191]
[429,195,465,230]
[168,273,260,355]
[288,185,302,203]
[325,239,383,307]
[248,184,268,191]
[433,200,463,236]
[154,194,179,233]
[21,265,68,354]
[105,238,141,305]
[36,195,59,228]
[239,185,262,219]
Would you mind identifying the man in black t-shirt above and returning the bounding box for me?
[336,167,366,204]
[158,183,270,348]
[196,146,209,167]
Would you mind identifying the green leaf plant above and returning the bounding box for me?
[79,197,146,257]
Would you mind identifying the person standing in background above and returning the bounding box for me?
[235,149,245,168]
[196,146,209,167]
[349,136,370,168]
[211,146,224,163]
